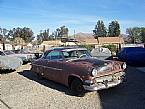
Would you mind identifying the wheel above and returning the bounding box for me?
[36,73,43,80]
[70,78,85,96]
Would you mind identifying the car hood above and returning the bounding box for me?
[69,57,123,77]
[70,57,111,68]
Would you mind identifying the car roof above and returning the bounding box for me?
[62,48,87,52]
[47,46,87,52]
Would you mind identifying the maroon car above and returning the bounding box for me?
[31,47,126,96]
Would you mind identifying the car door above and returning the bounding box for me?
[43,50,64,83]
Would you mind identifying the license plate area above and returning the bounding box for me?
[95,75,113,83]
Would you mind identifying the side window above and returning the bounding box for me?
[45,51,63,61]
[70,51,78,57]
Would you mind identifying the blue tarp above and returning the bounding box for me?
[117,47,145,66]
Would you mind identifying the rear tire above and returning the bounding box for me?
[70,78,85,96]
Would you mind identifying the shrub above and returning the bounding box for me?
[102,44,117,54]
[79,45,94,52]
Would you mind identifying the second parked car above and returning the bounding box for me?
[0,51,23,70]
[2,50,34,63]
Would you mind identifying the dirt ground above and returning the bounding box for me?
[1,64,145,109]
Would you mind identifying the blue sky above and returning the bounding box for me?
[0,0,145,35]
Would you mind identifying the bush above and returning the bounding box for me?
[102,44,117,53]
[79,45,94,52]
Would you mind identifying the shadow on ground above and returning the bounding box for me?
[98,66,145,109]
[18,70,75,96]
[0,69,15,74]
[18,66,145,108]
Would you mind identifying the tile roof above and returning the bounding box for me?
[75,33,124,45]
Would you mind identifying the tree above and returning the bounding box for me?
[56,28,61,39]
[126,27,143,43]
[60,26,69,38]
[37,29,50,43]
[102,44,117,54]
[21,27,34,43]
[49,31,57,40]
[8,27,34,43]
[36,34,43,45]
[108,21,120,37]
[140,28,145,43]
[0,28,9,50]
[93,20,107,38]
[56,26,69,39]
[126,28,134,43]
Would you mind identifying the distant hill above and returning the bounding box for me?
[75,32,94,39]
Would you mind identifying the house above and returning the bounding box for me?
[0,39,13,51]
[27,43,33,47]
[40,40,78,51]
[97,37,124,47]
[26,43,33,49]
[75,33,124,49]
[40,40,62,51]
[0,43,13,51]
[41,40,61,47]
[13,37,26,50]
[39,33,124,51]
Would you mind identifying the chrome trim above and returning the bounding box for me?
[32,64,62,71]
[84,80,94,84]
[83,79,122,91]
[83,71,125,91]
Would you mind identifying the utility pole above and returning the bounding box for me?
[74,30,75,38]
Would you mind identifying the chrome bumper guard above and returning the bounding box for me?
[83,72,125,91]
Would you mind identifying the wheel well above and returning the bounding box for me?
[68,75,82,87]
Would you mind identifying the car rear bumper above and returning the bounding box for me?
[83,72,125,91]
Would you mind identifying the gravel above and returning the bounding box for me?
[1,64,101,109]
[1,64,145,109]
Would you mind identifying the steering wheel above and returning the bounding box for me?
[79,54,87,58]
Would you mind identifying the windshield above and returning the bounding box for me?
[62,50,92,60]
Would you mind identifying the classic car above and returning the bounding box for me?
[13,48,42,59]
[0,51,23,70]
[31,47,126,96]
[13,49,36,59]
[117,47,145,66]
[2,50,34,63]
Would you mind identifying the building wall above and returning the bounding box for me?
[121,44,144,48]
[0,44,13,50]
